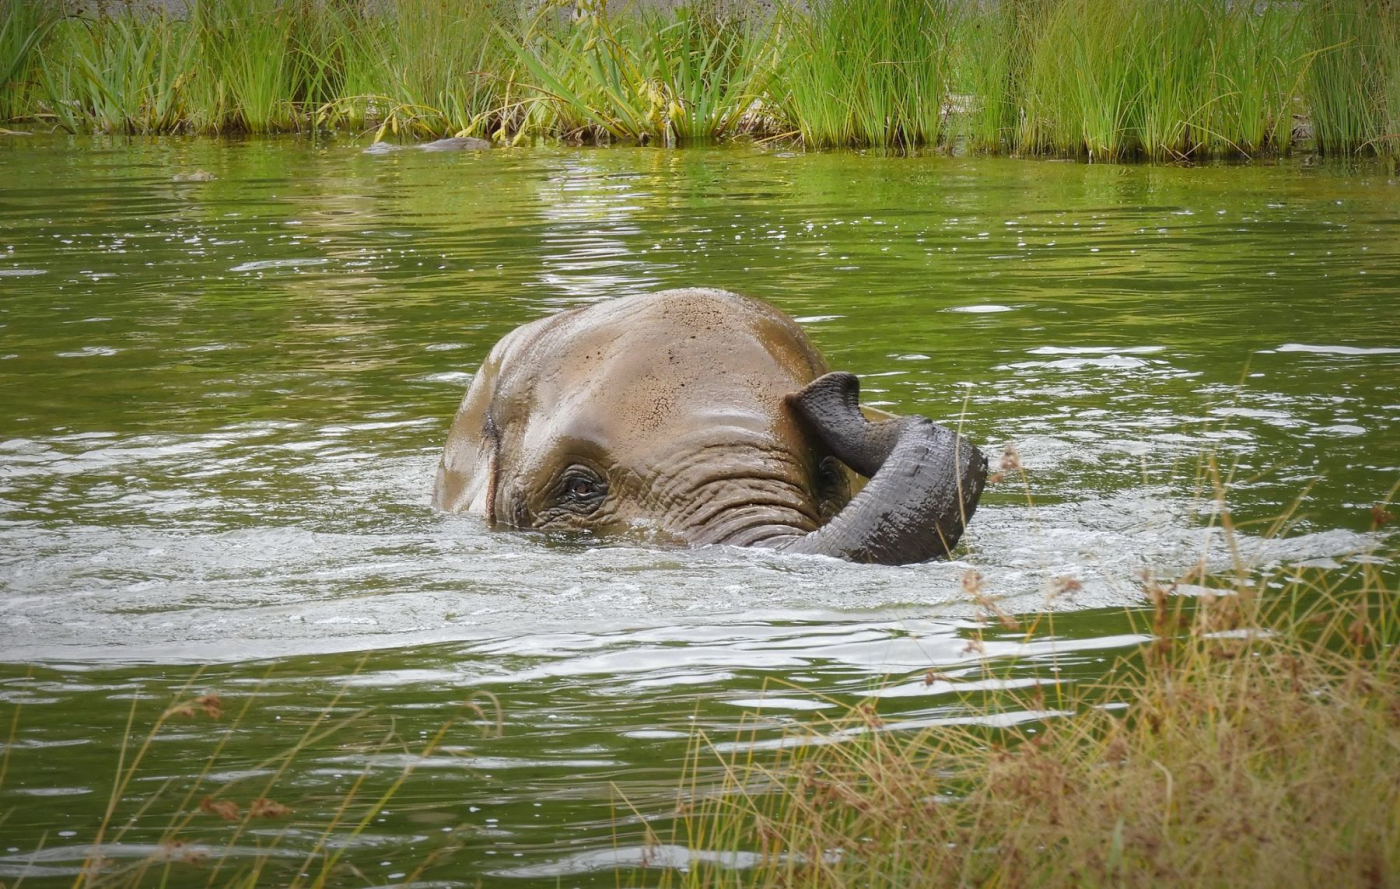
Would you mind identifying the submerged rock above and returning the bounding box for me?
[172,170,215,182]
[419,136,492,151]
[363,136,492,155]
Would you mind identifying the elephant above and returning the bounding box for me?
[432,289,987,564]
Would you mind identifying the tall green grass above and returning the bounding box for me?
[307,2,388,132]
[193,0,300,133]
[1005,0,1303,159]
[362,0,506,139]
[38,10,195,135]
[502,2,772,145]
[776,0,953,149]
[1018,0,1135,157]
[1203,2,1303,155]
[954,0,1041,153]
[0,0,56,124]
[640,5,776,143]
[6,0,1398,156]
[1305,0,1400,156]
[505,6,667,143]
[34,0,308,135]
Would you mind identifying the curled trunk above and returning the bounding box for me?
[772,372,987,564]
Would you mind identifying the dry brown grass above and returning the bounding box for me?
[669,521,1399,886]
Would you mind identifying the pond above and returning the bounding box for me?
[0,136,1396,886]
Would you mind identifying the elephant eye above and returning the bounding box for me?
[569,478,597,498]
[557,468,606,511]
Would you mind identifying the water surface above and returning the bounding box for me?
[0,136,1396,885]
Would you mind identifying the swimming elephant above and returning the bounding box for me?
[432,289,987,564]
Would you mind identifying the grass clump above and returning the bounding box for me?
[191,0,303,134]
[643,5,775,143]
[952,0,1041,153]
[1200,1,1305,156]
[36,8,196,135]
[325,0,508,140]
[1005,0,1303,159]
[1017,0,1138,157]
[502,2,773,145]
[775,0,954,149]
[669,521,1398,884]
[503,5,672,144]
[1304,0,1400,157]
[0,0,57,125]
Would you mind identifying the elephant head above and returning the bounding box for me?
[432,289,986,564]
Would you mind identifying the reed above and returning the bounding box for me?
[952,0,1040,153]
[638,4,776,144]
[308,2,388,132]
[774,0,954,149]
[666,486,1399,886]
[1305,0,1400,156]
[287,0,362,120]
[364,0,507,139]
[499,1,772,145]
[1203,1,1303,155]
[1132,1,1213,158]
[5,0,1399,155]
[1386,25,1400,158]
[504,4,664,143]
[192,0,299,134]
[998,0,1309,159]
[1016,0,1132,156]
[0,0,56,124]
[37,10,195,135]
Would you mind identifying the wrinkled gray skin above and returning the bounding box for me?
[433,289,986,564]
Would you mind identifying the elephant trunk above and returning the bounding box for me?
[774,372,986,565]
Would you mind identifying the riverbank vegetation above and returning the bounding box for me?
[667,500,1399,886]
[2,0,1398,158]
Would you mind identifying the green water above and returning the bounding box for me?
[0,136,1396,886]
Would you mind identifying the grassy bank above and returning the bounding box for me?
[1,0,1398,157]
[667,504,1399,885]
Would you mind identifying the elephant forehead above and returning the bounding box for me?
[509,316,810,415]
[588,336,789,399]
[514,367,798,467]
[506,349,810,474]
[487,290,829,458]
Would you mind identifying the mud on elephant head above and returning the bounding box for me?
[433,289,987,564]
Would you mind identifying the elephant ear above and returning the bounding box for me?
[432,368,500,519]
[433,309,580,522]
[433,328,533,520]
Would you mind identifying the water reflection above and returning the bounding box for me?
[533,155,669,302]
